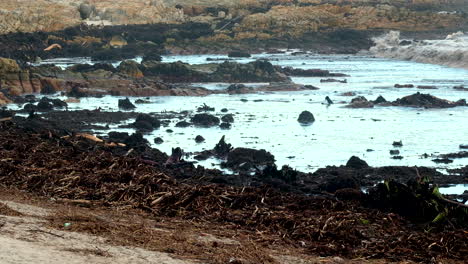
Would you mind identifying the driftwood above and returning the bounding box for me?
[44,43,62,51]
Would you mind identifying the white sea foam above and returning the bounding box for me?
[369,31,468,69]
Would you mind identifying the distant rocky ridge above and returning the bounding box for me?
[0,0,465,36]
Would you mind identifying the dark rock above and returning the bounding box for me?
[346,156,369,169]
[23,103,37,112]
[440,151,468,159]
[118,98,136,110]
[135,99,151,104]
[36,100,54,111]
[374,95,387,104]
[417,85,437,90]
[175,121,191,128]
[320,78,347,83]
[133,114,160,131]
[221,114,234,123]
[40,81,56,94]
[165,147,183,165]
[228,51,251,58]
[214,135,232,157]
[220,108,228,113]
[67,86,87,98]
[118,60,143,78]
[393,141,403,147]
[393,92,466,108]
[225,148,275,171]
[432,158,453,164]
[154,137,164,144]
[297,111,315,124]
[212,60,288,83]
[0,108,14,118]
[141,53,162,63]
[107,131,129,143]
[195,135,205,143]
[49,98,67,108]
[191,113,220,127]
[219,122,231,129]
[347,96,374,108]
[392,156,404,160]
[325,96,333,105]
[227,84,247,93]
[197,103,215,112]
[166,129,173,133]
[394,84,414,88]
[460,144,468,149]
[124,133,149,149]
[390,150,400,155]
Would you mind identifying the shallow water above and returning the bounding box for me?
[23,53,468,175]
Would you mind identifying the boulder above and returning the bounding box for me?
[393,92,466,108]
[133,114,160,131]
[118,60,143,78]
[124,133,149,149]
[191,113,220,127]
[118,98,136,110]
[214,136,232,157]
[297,111,315,124]
[347,96,374,108]
[373,95,387,104]
[221,114,234,123]
[219,122,231,129]
[346,156,369,169]
[175,121,191,127]
[211,60,289,83]
[107,132,130,143]
[154,137,164,144]
[226,147,275,171]
[195,135,205,143]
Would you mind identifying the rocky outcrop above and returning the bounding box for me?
[191,113,220,127]
[393,92,466,108]
[225,148,275,171]
[346,93,467,109]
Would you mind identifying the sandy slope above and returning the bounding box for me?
[0,201,193,264]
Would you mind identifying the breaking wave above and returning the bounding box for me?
[369,31,468,69]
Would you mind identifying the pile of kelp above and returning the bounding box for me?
[0,117,466,262]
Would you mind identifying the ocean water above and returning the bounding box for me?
[25,52,468,174]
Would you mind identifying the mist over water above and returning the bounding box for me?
[369,31,468,69]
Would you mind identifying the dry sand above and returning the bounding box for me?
[0,200,193,264]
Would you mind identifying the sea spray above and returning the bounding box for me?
[369,31,468,69]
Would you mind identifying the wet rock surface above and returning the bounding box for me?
[118,98,136,110]
[393,92,466,108]
[132,114,160,132]
[190,113,220,127]
[225,148,275,171]
[297,111,315,124]
[346,93,467,109]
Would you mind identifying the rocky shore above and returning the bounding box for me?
[0,110,467,263]
[1,1,467,263]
